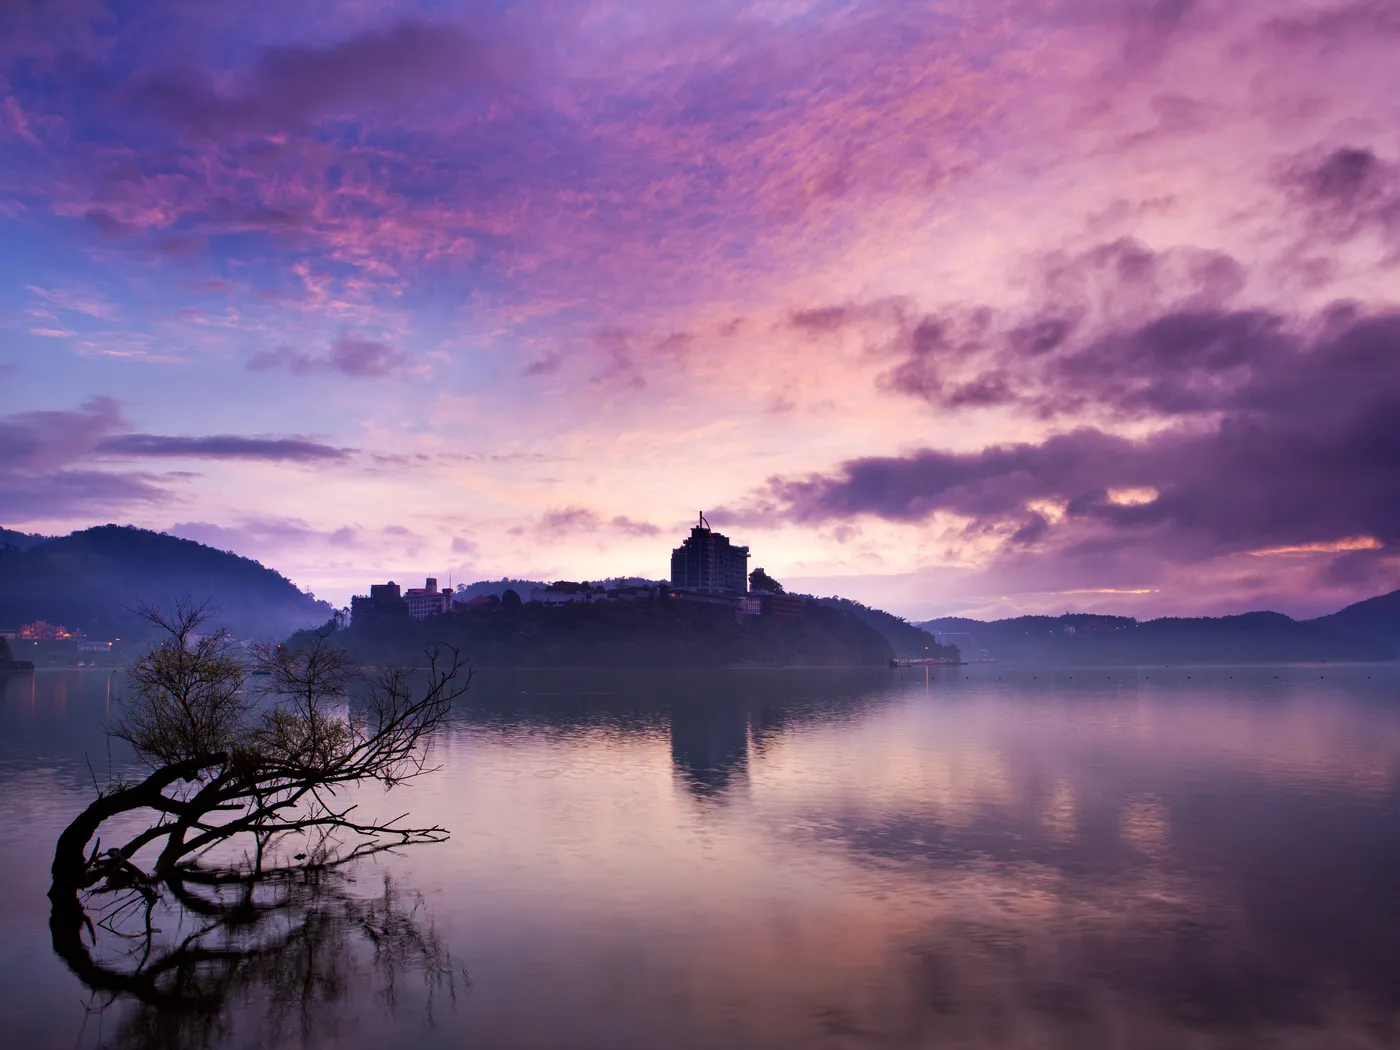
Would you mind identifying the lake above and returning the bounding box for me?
[3,664,1400,1049]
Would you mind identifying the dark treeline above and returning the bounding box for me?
[313,593,896,668]
[818,597,959,660]
[0,525,330,639]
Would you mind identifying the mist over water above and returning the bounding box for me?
[3,665,1399,1049]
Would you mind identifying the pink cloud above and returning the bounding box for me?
[6,2,1400,617]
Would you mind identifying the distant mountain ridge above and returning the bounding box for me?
[918,592,1400,664]
[0,525,332,639]
[1311,589,1400,649]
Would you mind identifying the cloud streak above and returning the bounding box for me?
[0,398,353,521]
[0,398,167,518]
[97,434,352,462]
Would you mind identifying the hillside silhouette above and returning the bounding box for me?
[7,521,1400,664]
[919,594,1400,665]
[0,525,331,639]
[318,592,895,669]
[819,597,958,660]
[1311,589,1400,650]
[0,528,48,551]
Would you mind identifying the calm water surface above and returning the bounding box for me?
[3,664,1400,1049]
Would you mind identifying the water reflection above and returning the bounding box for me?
[4,666,1400,1048]
[670,700,751,798]
[63,869,462,1050]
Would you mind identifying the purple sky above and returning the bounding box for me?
[3,0,1400,619]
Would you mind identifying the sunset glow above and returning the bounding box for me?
[4,0,1400,619]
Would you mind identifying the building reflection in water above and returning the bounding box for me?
[668,693,800,800]
[670,699,752,798]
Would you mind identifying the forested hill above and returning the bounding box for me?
[0,527,49,551]
[317,593,894,669]
[0,525,331,639]
[819,597,959,660]
[1310,589,1400,649]
[919,594,1400,665]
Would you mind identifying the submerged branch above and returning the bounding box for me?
[50,603,470,1018]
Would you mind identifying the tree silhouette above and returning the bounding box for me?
[48,599,471,1033]
[748,568,784,594]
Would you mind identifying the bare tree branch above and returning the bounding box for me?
[51,601,470,981]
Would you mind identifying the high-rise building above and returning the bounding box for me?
[670,513,749,594]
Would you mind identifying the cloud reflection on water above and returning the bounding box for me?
[5,666,1400,1048]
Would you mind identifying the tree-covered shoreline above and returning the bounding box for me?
[311,592,905,669]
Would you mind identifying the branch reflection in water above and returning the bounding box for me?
[54,863,465,1050]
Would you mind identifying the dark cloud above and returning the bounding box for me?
[611,515,661,537]
[97,434,351,462]
[536,507,661,537]
[1123,0,1197,63]
[0,470,168,521]
[0,398,353,523]
[878,316,983,405]
[83,206,141,239]
[1045,309,1285,417]
[943,371,1018,408]
[1009,317,1075,356]
[327,335,408,378]
[1301,147,1382,203]
[0,398,167,518]
[128,19,501,137]
[1038,239,1245,315]
[522,352,564,377]
[1267,2,1400,46]
[248,334,408,379]
[755,310,1400,572]
[1141,0,1195,34]
[247,348,308,374]
[793,240,1254,416]
[1012,0,1199,64]
[1281,146,1400,246]
[767,429,1132,527]
[791,306,856,332]
[0,396,125,472]
[199,198,308,232]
